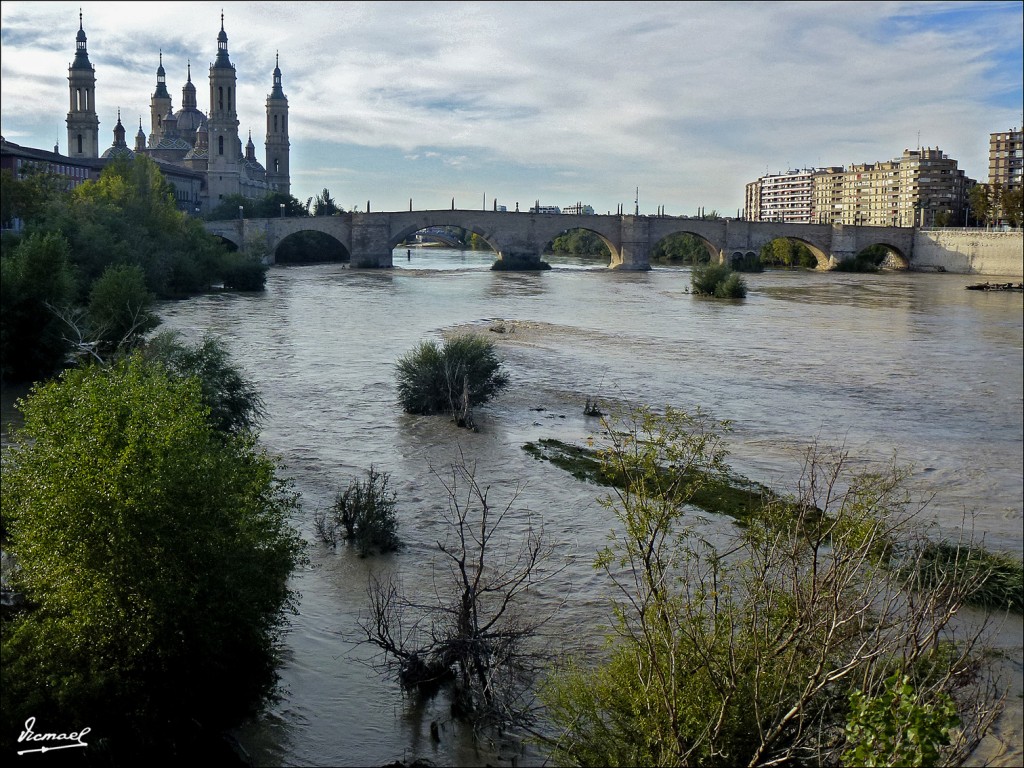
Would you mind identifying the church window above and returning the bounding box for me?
[218,87,223,110]
[219,136,224,155]
[274,159,279,173]
[77,134,83,154]
[274,115,278,132]
[228,88,232,111]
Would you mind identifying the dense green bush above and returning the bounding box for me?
[219,250,269,291]
[0,232,76,382]
[550,229,610,258]
[314,465,401,556]
[86,263,161,351]
[651,232,711,264]
[142,330,267,434]
[691,262,748,298]
[0,355,303,758]
[395,334,510,426]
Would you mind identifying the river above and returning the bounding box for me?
[7,248,1023,765]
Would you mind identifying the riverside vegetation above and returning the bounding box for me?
[536,404,1013,767]
[0,338,305,761]
[328,358,1018,765]
[0,156,313,384]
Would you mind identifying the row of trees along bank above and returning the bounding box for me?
[0,157,284,383]
[2,157,308,761]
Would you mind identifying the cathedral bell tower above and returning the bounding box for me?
[66,11,99,158]
[265,52,291,195]
[207,12,241,202]
[149,50,172,147]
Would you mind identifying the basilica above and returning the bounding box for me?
[64,11,290,214]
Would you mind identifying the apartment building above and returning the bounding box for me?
[989,128,1023,191]
[744,169,817,223]
[842,158,902,226]
[811,167,845,224]
[896,147,973,227]
[744,179,761,223]
[745,148,973,227]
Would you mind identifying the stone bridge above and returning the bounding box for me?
[204,210,917,270]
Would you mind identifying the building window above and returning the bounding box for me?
[218,136,224,155]
[218,87,223,110]
[77,134,83,154]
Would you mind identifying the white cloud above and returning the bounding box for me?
[2,0,1020,214]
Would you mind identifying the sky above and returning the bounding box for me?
[1,1,1022,216]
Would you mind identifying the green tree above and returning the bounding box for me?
[540,408,1001,767]
[968,184,995,226]
[86,263,160,352]
[651,233,711,264]
[142,330,266,434]
[395,334,510,429]
[842,673,959,768]
[691,262,747,298]
[550,229,610,258]
[0,355,303,758]
[312,188,342,216]
[0,232,77,382]
[0,166,71,230]
[999,186,1022,226]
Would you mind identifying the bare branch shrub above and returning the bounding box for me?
[360,458,563,733]
[315,466,401,556]
[541,407,1005,767]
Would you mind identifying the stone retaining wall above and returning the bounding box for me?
[912,230,1023,277]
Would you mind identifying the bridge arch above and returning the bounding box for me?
[543,226,617,267]
[649,230,722,266]
[210,233,241,252]
[853,241,910,270]
[730,250,759,267]
[274,229,350,263]
[758,236,831,269]
[388,220,500,257]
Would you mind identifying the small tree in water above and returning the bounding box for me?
[314,465,401,556]
[395,334,510,429]
[691,262,747,298]
[360,458,561,732]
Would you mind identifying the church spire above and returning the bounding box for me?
[67,8,99,157]
[214,9,232,68]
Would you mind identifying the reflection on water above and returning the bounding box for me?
[4,249,1021,766]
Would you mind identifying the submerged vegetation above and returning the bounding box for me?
[314,465,402,556]
[525,422,1023,616]
[523,436,777,523]
[691,261,748,298]
[395,334,510,429]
